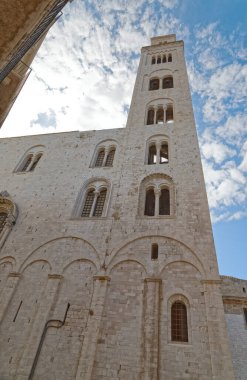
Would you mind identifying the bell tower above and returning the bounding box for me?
[103,34,235,379]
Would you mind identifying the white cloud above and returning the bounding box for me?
[195,22,218,39]
[239,141,247,172]
[0,1,246,224]
[216,114,247,145]
[201,141,235,164]
[202,159,247,210]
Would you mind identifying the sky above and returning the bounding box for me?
[0,0,246,278]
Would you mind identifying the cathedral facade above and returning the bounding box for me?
[0,34,246,380]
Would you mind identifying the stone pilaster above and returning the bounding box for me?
[75,275,110,380]
[0,272,21,324]
[202,280,235,380]
[16,274,63,379]
[143,278,161,380]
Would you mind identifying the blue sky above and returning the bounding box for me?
[0,0,246,278]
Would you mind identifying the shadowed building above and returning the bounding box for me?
[0,35,246,380]
[0,0,71,127]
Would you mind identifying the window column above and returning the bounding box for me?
[154,107,158,125]
[163,105,167,123]
[89,191,99,217]
[102,148,109,167]
[154,188,161,217]
[26,155,36,172]
[156,143,161,165]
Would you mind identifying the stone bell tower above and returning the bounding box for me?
[100,33,235,379]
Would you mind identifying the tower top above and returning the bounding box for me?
[150,34,176,45]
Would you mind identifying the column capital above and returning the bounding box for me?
[48,274,63,280]
[8,271,21,278]
[93,275,111,282]
[154,188,161,196]
[144,277,162,283]
[201,279,222,285]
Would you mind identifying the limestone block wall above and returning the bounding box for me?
[221,276,247,380]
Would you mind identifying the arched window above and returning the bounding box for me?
[157,56,161,64]
[16,146,44,173]
[151,243,158,260]
[81,187,107,218]
[21,154,33,171]
[160,143,168,163]
[156,108,164,124]
[171,301,188,342]
[144,189,155,216]
[163,76,173,89]
[168,54,172,62]
[162,55,166,63]
[151,56,156,65]
[148,145,157,164]
[146,140,169,165]
[149,78,159,91]
[0,212,7,234]
[139,174,174,217]
[105,149,115,167]
[93,144,117,167]
[147,108,155,125]
[159,188,170,215]
[29,154,42,171]
[95,149,105,167]
[166,105,173,122]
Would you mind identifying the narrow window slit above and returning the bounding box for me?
[151,243,158,260]
[244,308,247,324]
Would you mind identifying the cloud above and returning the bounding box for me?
[216,113,247,145]
[195,22,218,39]
[31,109,57,129]
[0,1,246,224]
[201,140,235,164]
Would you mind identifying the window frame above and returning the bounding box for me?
[15,146,44,173]
[72,179,111,219]
[162,75,174,89]
[168,294,191,345]
[149,78,160,91]
[145,100,174,126]
[171,301,188,342]
[91,141,117,168]
[139,174,175,218]
[145,136,169,166]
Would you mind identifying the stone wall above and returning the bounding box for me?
[221,276,247,380]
